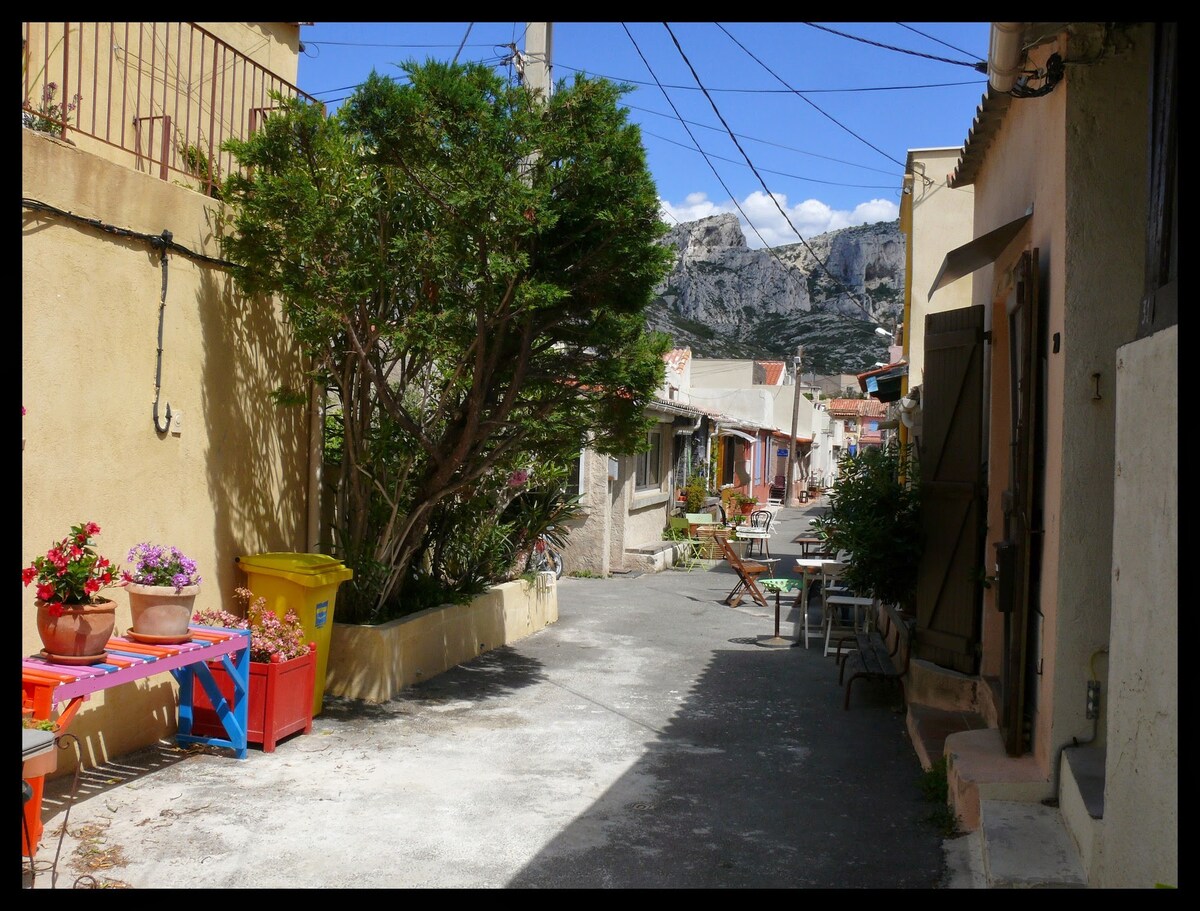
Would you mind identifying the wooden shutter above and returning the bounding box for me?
[913,305,986,674]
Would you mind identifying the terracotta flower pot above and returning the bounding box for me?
[125,583,200,643]
[35,597,117,665]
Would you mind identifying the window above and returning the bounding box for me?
[635,429,663,490]
[565,450,585,501]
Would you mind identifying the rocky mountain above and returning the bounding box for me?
[647,213,905,374]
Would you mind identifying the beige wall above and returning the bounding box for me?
[23,129,310,771]
[23,23,304,195]
[1098,325,1177,888]
[969,23,1176,883]
[326,578,558,703]
[689,359,755,386]
[973,36,1068,785]
[564,449,615,576]
[622,419,674,560]
[198,22,303,83]
[905,147,975,385]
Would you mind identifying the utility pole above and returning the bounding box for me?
[784,346,803,508]
[522,23,553,101]
[516,24,552,185]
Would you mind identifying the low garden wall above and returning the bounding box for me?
[324,576,558,703]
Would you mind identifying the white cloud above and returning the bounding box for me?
[659,193,730,226]
[660,191,900,250]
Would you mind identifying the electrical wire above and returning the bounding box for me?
[627,102,902,178]
[555,60,984,94]
[451,23,475,64]
[642,128,897,191]
[623,25,786,259]
[717,23,905,171]
[802,21,987,70]
[895,22,985,61]
[22,198,233,267]
[665,24,880,324]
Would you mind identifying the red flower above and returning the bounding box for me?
[23,522,121,607]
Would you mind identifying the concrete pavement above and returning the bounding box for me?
[26,505,980,889]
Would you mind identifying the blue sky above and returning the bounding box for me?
[297,22,992,249]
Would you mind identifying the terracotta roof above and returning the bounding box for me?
[827,398,888,418]
[756,361,785,385]
[663,348,692,372]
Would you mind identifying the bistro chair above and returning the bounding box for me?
[667,517,703,572]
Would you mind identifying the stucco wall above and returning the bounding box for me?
[564,449,615,576]
[906,147,975,385]
[325,578,559,703]
[971,24,1155,792]
[198,22,303,84]
[690,359,755,386]
[972,35,1068,780]
[1096,325,1177,888]
[1048,26,1150,777]
[623,420,674,561]
[23,129,310,770]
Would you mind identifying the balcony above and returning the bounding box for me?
[22,22,320,197]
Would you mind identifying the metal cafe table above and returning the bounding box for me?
[21,625,251,857]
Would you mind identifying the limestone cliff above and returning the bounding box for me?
[647,214,905,374]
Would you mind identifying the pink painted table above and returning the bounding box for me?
[21,625,251,856]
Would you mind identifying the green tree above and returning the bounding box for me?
[219,62,672,622]
[811,441,922,610]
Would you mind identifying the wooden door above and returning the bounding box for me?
[996,250,1045,756]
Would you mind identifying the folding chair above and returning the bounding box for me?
[667,517,702,571]
[715,532,770,608]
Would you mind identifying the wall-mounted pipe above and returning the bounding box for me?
[150,229,174,434]
[988,22,1025,93]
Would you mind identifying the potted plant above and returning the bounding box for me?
[22,521,122,665]
[122,541,203,643]
[731,491,757,516]
[192,587,316,752]
[684,474,708,513]
[21,714,59,779]
[809,442,922,613]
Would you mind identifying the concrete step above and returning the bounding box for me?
[979,799,1086,888]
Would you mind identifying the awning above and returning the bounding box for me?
[717,428,757,443]
[857,362,908,404]
[929,211,1032,298]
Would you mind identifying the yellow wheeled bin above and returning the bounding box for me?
[235,553,353,716]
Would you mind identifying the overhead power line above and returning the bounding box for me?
[664,23,880,323]
[802,21,987,71]
[717,23,906,171]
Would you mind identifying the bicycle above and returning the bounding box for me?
[528,531,564,579]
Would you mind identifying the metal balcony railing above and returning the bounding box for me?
[21,22,321,198]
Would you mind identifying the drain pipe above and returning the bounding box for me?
[988,23,1025,93]
[306,381,325,553]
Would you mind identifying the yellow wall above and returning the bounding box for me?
[23,128,311,771]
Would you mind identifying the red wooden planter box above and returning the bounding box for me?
[191,644,316,752]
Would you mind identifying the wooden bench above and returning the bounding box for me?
[834,604,914,710]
